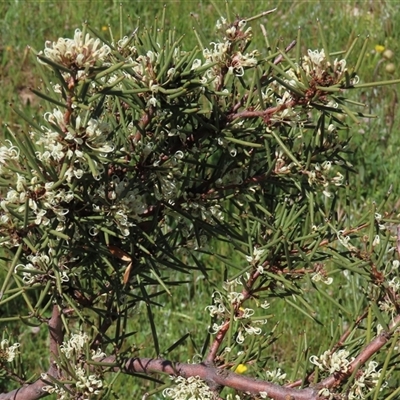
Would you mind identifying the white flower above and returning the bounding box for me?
[191,59,202,70]
[236,330,245,344]
[318,388,333,399]
[348,361,386,399]
[147,96,157,107]
[60,332,89,359]
[310,349,354,374]
[215,16,227,30]
[337,231,357,252]
[210,322,223,334]
[0,140,20,166]
[41,29,110,69]
[0,339,20,362]
[260,301,270,309]
[42,383,66,398]
[14,263,36,284]
[75,367,103,395]
[312,271,333,285]
[246,246,265,264]
[266,368,287,383]
[227,291,244,304]
[226,395,241,400]
[163,375,214,399]
[244,325,262,335]
[388,277,400,293]
[372,235,380,247]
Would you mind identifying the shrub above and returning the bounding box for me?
[1,6,400,400]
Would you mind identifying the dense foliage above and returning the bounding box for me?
[1,6,400,400]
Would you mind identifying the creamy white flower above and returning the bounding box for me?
[266,368,286,383]
[0,339,20,362]
[312,271,333,285]
[163,375,214,399]
[348,360,385,399]
[41,29,110,69]
[310,349,354,374]
[60,332,89,359]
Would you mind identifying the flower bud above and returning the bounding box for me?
[385,62,395,74]
[383,49,394,60]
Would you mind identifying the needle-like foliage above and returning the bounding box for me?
[1,5,400,400]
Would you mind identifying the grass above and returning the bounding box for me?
[1,0,400,398]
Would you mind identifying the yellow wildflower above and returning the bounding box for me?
[375,44,385,53]
[235,363,248,374]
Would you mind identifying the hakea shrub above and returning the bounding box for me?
[1,7,400,400]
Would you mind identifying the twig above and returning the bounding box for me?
[119,356,316,400]
[0,305,64,400]
[205,270,260,364]
[273,40,297,65]
[318,313,400,390]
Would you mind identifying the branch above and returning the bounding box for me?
[48,305,63,367]
[2,314,398,400]
[226,99,297,123]
[0,306,63,400]
[0,380,49,400]
[319,313,400,390]
[118,357,317,400]
[205,270,261,364]
[318,332,390,390]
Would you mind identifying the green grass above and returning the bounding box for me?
[1,1,400,398]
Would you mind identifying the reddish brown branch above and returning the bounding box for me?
[318,313,400,391]
[318,332,390,390]
[227,100,297,123]
[273,40,297,65]
[0,305,64,400]
[287,308,372,389]
[48,305,63,364]
[331,309,369,353]
[2,313,399,400]
[205,270,260,364]
[118,357,317,400]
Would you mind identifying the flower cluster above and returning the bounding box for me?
[201,16,257,89]
[304,154,345,199]
[266,368,287,384]
[42,332,106,399]
[40,28,110,70]
[14,252,69,285]
[311,270,333,285]
[163,376,216,400]
[337,230,358,252]
[348,361,386,399]
[378,259,400,320]
[205,291,232,320]
[41,378,67,400]
[301,49,348,84]
[42,366,104,400]
[60,331,89,359]
[205,289,268,343]
[75,366,104,396]
[0,339,20,363]
[36,109,114,166]
[318,361,385,400]
[310,349,354,374]
[0,140,20,174]
[246,246,266,274]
